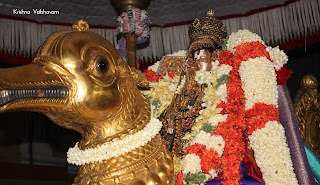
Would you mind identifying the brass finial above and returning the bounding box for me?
[301,75,318,88]
[207,9,215,16]
[72,20,89,31]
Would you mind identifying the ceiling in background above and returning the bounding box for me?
[0,0,288,26]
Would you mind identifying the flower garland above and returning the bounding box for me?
[213,49,247,185]
[142,74,185,117]
[67,118,162,165]
[216,29,297,184]
[143,31,296,184]
[249,121,298,184]
[116,8,151,43]
[173,60,232,184]
[142,51,188,117]
[238,56,278,110]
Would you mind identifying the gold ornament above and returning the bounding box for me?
[293,75,320,158]
[0,20,173,185]
[188,9,227,53]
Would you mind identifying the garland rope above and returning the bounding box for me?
[0,0,319,60]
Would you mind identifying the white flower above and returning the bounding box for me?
[266,46,289,70]
[209,169,218,179]
[166,50,188,57]
[67,118,162,165]
[175,76,186,94]
[148,60,161,72]
[216,64,232,78]
[207,114,228,128]
[183,153,202,174]
[239,57,278,110]
[210,60,220,73]
[227,29,265,53]
[191,131,225,156]
[144,74,183,117]
[249,121,298,185]
[215,84,228,103]
[195,70,216,85]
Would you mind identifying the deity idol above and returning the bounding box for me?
[143,9,315,185]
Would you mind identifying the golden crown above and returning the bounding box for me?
[188,9,227,53]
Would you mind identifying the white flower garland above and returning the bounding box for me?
[249,121,299,185]
[214,62,232,103]
[239,57,278,110]
[207,114,228,129]
[227,29,265,53]
[183,153,213,181]
[216,63,233,79]
[233,29,298,184]
[143,75,186,117]
[266,46,289,70]
[67,118,162,165]
[148,60,161,71]
[195,70,215,85]
[191,131,225,156]
[183,153,202,174]
[180,62,231,181]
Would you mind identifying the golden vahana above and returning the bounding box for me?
[0,20,173,185]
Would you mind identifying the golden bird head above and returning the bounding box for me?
[0,20,150,149]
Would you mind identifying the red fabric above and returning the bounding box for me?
[243,147,265,183]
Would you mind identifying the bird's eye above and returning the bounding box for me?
[96,56,109,73]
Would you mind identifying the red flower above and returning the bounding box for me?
[276,66,292,85]
[246,102,280,135]
[233,42,270,65]
[175,172,184,185]
[143,69,161,82]
[143,69,177,82]
[218,50,234,66]
[168,73,176,78]
[185,143,207,156]
[200,149,221,174]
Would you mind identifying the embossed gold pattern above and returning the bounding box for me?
[293,75,320,158]
[188,9,227,53]
[0,20,173,185]
[156,56,186,76]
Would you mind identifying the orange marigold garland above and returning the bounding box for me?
[245,103,280,135]
[213,50,247,185]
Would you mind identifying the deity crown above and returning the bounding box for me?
[188,9,227,53]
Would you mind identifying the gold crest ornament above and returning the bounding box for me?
[0,20,173,185]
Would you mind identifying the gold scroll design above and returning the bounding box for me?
[293,75,320,158]
[156,56,186,76]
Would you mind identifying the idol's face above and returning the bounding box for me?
[194,49,212,71]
